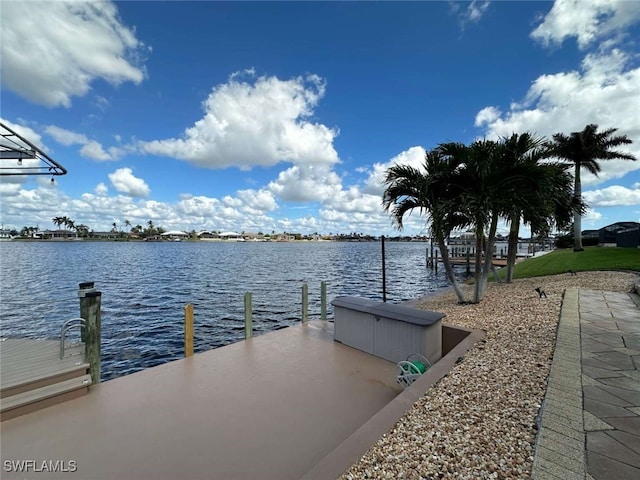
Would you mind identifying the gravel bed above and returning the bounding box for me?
[342,271,638,480]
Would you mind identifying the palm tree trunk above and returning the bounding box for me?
[473,227,484,303]
[506,213,520,283]
[436,235,468,304]
[573,163,584,252]
[479,213,499,300]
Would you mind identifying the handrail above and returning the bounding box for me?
[60,317,86,359]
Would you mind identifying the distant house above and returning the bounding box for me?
[197,231,219,240]
[582,229,599,240]
[585,222,640,248]
[43,229,75,239]
[162,230,189,240]
[92,231,120,240]
[219,231,245,241]
[616,225,640,248]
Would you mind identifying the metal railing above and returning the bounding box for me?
[59,317,86,359]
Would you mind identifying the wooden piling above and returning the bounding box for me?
[244,292,253,339]
[320,281,327,321]
[184,303,194,357]
[381,235,387,302]
[83,291,101,384]
[434,251,438,274]
[302,283,309,323]
[78,281,95,342]
[430,239,434,269]
[466,250,471,276]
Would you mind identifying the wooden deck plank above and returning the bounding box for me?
[1,374,92,411]
[0,339,89,392]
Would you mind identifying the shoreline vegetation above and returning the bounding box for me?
[343,270,639,479]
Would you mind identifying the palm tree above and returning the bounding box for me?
[438,139,507,302]
[75,224,89,238]
[548,124,636,251]
[52,216,64,230]
[383,149,470,303]
[495,133,579,282]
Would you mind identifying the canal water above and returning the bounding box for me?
[0,241,462,380]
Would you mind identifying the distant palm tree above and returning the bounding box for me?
[548,124,636,251]
[75,224,89,238]
[52,216,64,231]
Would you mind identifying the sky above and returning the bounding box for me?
[1,0,639,236]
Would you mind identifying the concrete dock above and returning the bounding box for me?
[1,321,403,479]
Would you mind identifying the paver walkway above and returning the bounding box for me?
[533,288,640,480]
[581,289,640,479]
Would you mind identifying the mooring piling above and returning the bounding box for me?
[321,281,327,321]
[81,290,102,384]
[302,283,309,323]
[184,303,194,357]
[244,292,253,339]
[78,281,95,342]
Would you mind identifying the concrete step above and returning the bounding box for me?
[1,374,92,421]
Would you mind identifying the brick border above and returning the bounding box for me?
[531,287,587,479]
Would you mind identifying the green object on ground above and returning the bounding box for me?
[403,361,427,374]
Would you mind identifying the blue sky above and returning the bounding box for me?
[1,0,639,236]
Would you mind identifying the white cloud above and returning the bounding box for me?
[583,186,640,207]
[80,141,112,161]
[531,0,640,49]
[268,165,342,202]
[475,49,640,186]
[45,125,122,161]
[584,208,603,222]
[361,146,426,196]
[474,106,501,128]
[108,168,150,197]
[236,189,278,212]
[1,1,147,108]
[44,125,89,146]
[451,1,491,29]
[140,72,339,170]
[95,183,109,196]
[466,1,491,23]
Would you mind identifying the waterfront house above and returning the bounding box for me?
[587,222,640,248]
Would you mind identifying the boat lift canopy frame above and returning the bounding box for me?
[0,121,67,176]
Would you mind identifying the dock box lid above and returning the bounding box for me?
[331,296,445,326]
[331,296,378,311]
[368,302,445,326]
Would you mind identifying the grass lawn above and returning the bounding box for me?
[500,246,640,280]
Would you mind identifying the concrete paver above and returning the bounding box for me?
[532,287,640,480]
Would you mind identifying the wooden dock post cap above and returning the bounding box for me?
[78,281,95,289]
